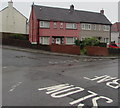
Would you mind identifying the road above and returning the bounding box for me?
[2,48,120,107]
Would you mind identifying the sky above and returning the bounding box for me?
[0,0,120,23]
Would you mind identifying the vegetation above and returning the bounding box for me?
[75,37,100,55]
[9,34,28,40]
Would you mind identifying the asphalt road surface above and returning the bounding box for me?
[2,48,120,107]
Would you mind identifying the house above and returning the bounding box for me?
[0,0,28,34]
[111,22,120,43]
[29,4,111,45]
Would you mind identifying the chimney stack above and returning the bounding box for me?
[70,4,74,12]
[100,9,104,15]
[8,0,13,8]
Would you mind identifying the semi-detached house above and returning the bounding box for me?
[29,4,112,45]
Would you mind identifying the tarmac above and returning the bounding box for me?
[2,45,118,59]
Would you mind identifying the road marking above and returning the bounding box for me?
[70,90,97,106]
[8,82,22,92]
[38,83,113,107]
[84,75,120,89]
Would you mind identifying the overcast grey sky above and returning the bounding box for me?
[0,0,120,23]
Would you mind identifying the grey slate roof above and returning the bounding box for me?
[33,5,111,25]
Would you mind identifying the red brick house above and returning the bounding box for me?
[29,4,111,45]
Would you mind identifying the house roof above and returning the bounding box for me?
[0,6,28,20]
[33,5,111,25]
[111,22,120,32]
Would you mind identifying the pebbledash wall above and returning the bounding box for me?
[0,1,28,34]
[29,6,80,45]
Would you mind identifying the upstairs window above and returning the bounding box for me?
[66,23,77,29]
[60,22,64,29]
[81,24,91,30]
[40,21,50,28]
[103,25,110,31]
[53,22,57,28]
[93,25,96,30]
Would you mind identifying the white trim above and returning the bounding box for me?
[66,37,75,45]
[103,25,110,31]
[40,21,50,28]
[31,42,37,44]
[66,23,77,29]
[81,24,91,30]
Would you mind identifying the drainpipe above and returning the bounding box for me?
[37,20,39,44]
[109,25,112,44]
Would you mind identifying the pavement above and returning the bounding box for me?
[2,45,118,59]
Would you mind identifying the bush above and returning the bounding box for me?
[74,37,100,55]
[75,37,100,48]
[9,34,28,40]
[82,37,99,47]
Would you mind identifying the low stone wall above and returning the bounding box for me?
[86,46,109,56]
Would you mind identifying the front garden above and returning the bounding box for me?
[74,37,120,56]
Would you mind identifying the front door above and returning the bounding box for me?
[56,38,61,44]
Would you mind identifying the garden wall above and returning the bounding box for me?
[2,38,80,55]
[86,46,109,56]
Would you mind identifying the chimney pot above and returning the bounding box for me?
[70,4,74,12]
[100,9,104,15]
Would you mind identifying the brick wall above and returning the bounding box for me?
[2,38,80,55]
[50,44,80,55]
[86,46,109,56]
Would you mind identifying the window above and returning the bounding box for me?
[40,21,50,28]
[40,37,49,45]
[53,22,57,28]
[104,38,109,43]
[66,37,75,44]
[103,25,110,31]
[93,25,96,30]
[60,22,63,28]
[66,23,77,29]
[81,24,85,29]
[81,24,91,30]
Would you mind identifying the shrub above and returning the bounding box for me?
[9,34,28,40]
[82,37,100,47]
[74,37,100,55]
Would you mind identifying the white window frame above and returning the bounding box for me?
[66,37,75,44]
[81,24,91,30]
[40,21,50,28]
[60,22,64,29]
[81,24,85,30]
[93,24,96,30]
[66,23,77,29]
[104,38,109,43]
[53,22,57,28]
[40,36,50,45]
[103,25,110,31]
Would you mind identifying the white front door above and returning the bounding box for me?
[56,38,61,44]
